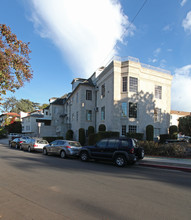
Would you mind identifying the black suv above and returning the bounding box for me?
[79,138,144,167]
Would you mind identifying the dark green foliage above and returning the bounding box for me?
[179,116,191,136]
[126,133,144,140]
[42,136,63,143]
[169,125,178,139]
[66,130,73,140]
[6,121,22,134]
[159,134,170,143]
[88,131,120,145]
[98,124,106,132]
[146,125,154,141]
[0,127,7,138]
[79,128,86,146]
[87,126,95,136]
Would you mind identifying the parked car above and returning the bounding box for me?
[42,140,82,158]
[79,137,144,167]
[21,138,49,152]
[10,136,31,149]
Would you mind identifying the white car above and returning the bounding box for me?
[21,138,49,152]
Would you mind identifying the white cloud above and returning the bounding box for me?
[29,0,135,77]
[182,11,191,33]
[153,48,161,57]
[171,65,191,111]
[180,0,187,7]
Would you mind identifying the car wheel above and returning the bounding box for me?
[43,148,48,155]
[80,151,89,161]
[20,145,23,150]
[16,144,19,149]
[137,148,144,159]
[28,146,31,152]
[114,155,127,167]
[60,150,66,159]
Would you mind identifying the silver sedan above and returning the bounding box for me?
[42,140,82,158]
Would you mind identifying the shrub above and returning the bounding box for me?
[87,126,95,136]
[126,133,144,140]
[159,134,170,143]
[98,124,106,132]
[169,125,178,139]
[146,125,154,141]
[0,127,7,139]
[79,128,86,146]
[66,129,73,140]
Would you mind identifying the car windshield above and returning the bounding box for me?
[68,141,81,147]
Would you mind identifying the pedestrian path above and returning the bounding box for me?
[139,156,191,172]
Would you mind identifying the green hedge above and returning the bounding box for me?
[79,128,86,146]
[159,134,170,143]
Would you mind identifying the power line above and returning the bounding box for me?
[97,0,148,71]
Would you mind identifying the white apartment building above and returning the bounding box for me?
[64,57,173,140]
[170,110,191,127]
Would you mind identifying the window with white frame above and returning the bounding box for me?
[86,110,92,121]
[122,125,126,136]
[155,85,162,99]
[154,108,161,122]
[129,125,137,133]
[86,90,92,100]
[122,76,127,92]
[129,102,137,118]
[101,84,105,98]
[129,77,138,92]
[121,102,127,117]
[101,106,105,121]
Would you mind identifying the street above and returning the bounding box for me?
[0,142,191,220]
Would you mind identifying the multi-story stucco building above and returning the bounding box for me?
[170,110,191,127]
[62,57,173,140]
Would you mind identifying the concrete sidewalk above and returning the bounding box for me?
[138,156,191,172]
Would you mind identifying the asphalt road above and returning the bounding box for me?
[0,143,191,220]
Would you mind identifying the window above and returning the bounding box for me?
[122,125,126,136]
[122,76,127,92]
[101,84,105,98]
[121,103,127,117]
[129,125,137,133]
[107,139,120,148]
[86,90,92,100]
[154,108,161,122]
[86,110,92,121]
[97,139,108,148]
[121,139,130,147]
[101,106,105,121]
[155,85,162,99]
[129,77,138,92]
[129,102,137,118]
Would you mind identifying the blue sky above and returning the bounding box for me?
[1,0,191,112]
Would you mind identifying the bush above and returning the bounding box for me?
[169,125,178,139]
[87,126,95,136]
[43,136,63,143]
[6,121,22,134]
[79,128,86,146]
[126,133,144,140]
[0,127,7,139]
[98,124,106,132]
[66,130,73,140]
[159,134,170,143]
[146,125,154,141]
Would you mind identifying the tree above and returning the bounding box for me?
[79,128,86,146]
[146,125,154,141]
[169,125,178,139]
[179,116,191,136]
[0,24,33,101]
[98,124,106,132]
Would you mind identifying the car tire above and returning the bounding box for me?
[137,148,144,159]
[28,146,31,152]
[114,155,127,167]
[20,145,23,150]
[80,151,89,161]
[43,148,48,155]
[60,150,66,159]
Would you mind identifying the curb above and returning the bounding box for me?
[139,163,191,173]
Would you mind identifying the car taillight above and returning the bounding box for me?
[34,144,38,147]
[66,146,71,148]
[19,141,23,144]
[130,148,134,154]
